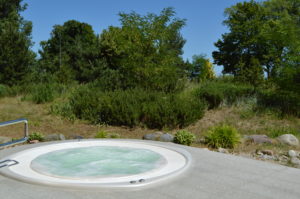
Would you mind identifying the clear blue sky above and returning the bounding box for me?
[22,0,246,74]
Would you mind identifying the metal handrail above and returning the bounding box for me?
[0,118,28,147]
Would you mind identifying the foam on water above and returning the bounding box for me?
[31,146,166,178]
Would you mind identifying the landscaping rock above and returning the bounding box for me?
[159,133,174,142]
[245,135,272,144]
[143,132,163,141]
[0,136,12,144]
[288,150,297,158]
[73,135,84,140]
[45,134,66,141]
[218,147,229,154]
[261,154,275,161]
[143,132,174,142]
[277,134,299,146]
[261,150,273,156]
[291,157,300,167]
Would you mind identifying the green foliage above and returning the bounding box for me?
[194,81,255,109]
[30,84,55,104]
[39,20,102,83]
[28,132,44,142]
[257,90,300,117]
[22,83,67,104]
[50,102,76,121]
[213,0,300,85]
[174,130,196,146]
[191,54,215,81]
[99,7,186,92]
[268,127,299,139]
[213,1,266,85]
[95,130,108,138]
[67,86,206,129]
[0,0,35,85]
[205,125,240,149]
[0,84,7,97]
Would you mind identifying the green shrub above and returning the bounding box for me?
[205,125,240,149]
[0,84,7,97]
[95,131,108,138]
[22,83,68,104]
[174,130,196,146]
[68,86,206,129]
[31,84,55,104]
[194,81,255,109]
[257,90,300,117]
[50,102,76,122]
[28,132,44,142]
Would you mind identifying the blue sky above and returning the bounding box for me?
[22,0,246,74]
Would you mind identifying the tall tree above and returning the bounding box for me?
[99,7,186,92]
[213,0,300,85]
[191,54,215,82]
[212,0,266,84]
[0,0,35,85]
[39,20,101,83]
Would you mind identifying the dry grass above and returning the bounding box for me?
[0,97,151,140]
[186,106,300,138]
[1,96,299,153]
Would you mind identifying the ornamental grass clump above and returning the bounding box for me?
[174,130,196,146]
[205,125,240,149]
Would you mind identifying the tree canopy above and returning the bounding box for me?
[99,7,186,92]
[39,20,102,83]
[213,0,300,86]
[0,0,35,85]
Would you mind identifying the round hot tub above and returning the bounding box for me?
[0,140,191,189]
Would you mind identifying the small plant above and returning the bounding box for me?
[205,125,240,149]
[109,133,121,139]
[95,130,108,138]
[174,130,196,146]
[28,132,44,142]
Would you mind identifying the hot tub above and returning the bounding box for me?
[0,140,191,189]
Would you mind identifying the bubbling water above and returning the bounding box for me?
[30,146,166,178]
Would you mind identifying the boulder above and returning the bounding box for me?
[244,135,272,144]
[0,136,12,144]
[291,157,300,167]
[143,132,174,142]
[45,134,66,141]
[277,134,299,146]
[159,133,174,142]
[288,150,297,158]
[143,132,163,141]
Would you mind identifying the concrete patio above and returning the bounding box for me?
[1,140,300,199]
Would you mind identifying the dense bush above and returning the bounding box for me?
[23,83,68,104]
[0,84,7,97]
[194,81,255,109]
[174,130,196,146]
[205,125,240,149]
[257,90,300,117]
[68,86,206,129]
